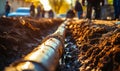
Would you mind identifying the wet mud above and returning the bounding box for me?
[59,20,120,71]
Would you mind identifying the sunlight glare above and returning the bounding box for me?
[66,0,72,4]
[40,0,51,11]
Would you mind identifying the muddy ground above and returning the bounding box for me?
[0,17,63,71]
[59,19,120,71]
[0,17,120,71]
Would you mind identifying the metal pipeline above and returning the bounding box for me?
[5,20,69,71]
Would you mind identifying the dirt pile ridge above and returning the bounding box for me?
[0,17,63,71]
[59,20,120,71]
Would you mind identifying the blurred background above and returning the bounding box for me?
[0,0,113,16]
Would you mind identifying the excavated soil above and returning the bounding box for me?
[0,17,120,71]
[59,20,120,71]
[0,17,63,71]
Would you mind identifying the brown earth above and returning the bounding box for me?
[0,17,120,71]
[59,19,120,71]
[0,17,63,71]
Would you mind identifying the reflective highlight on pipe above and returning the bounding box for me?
[5,20,69,71]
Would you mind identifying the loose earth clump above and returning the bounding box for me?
[0,17,63,71]
[0,17,120,71]
[59,20,120,71]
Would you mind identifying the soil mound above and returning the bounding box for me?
[60,20,120,71]
[0,17,63,70]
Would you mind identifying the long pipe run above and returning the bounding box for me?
[5,20,69,71]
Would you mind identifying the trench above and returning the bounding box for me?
[0,17,120,71]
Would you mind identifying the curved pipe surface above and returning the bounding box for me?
[5,20,69,71]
